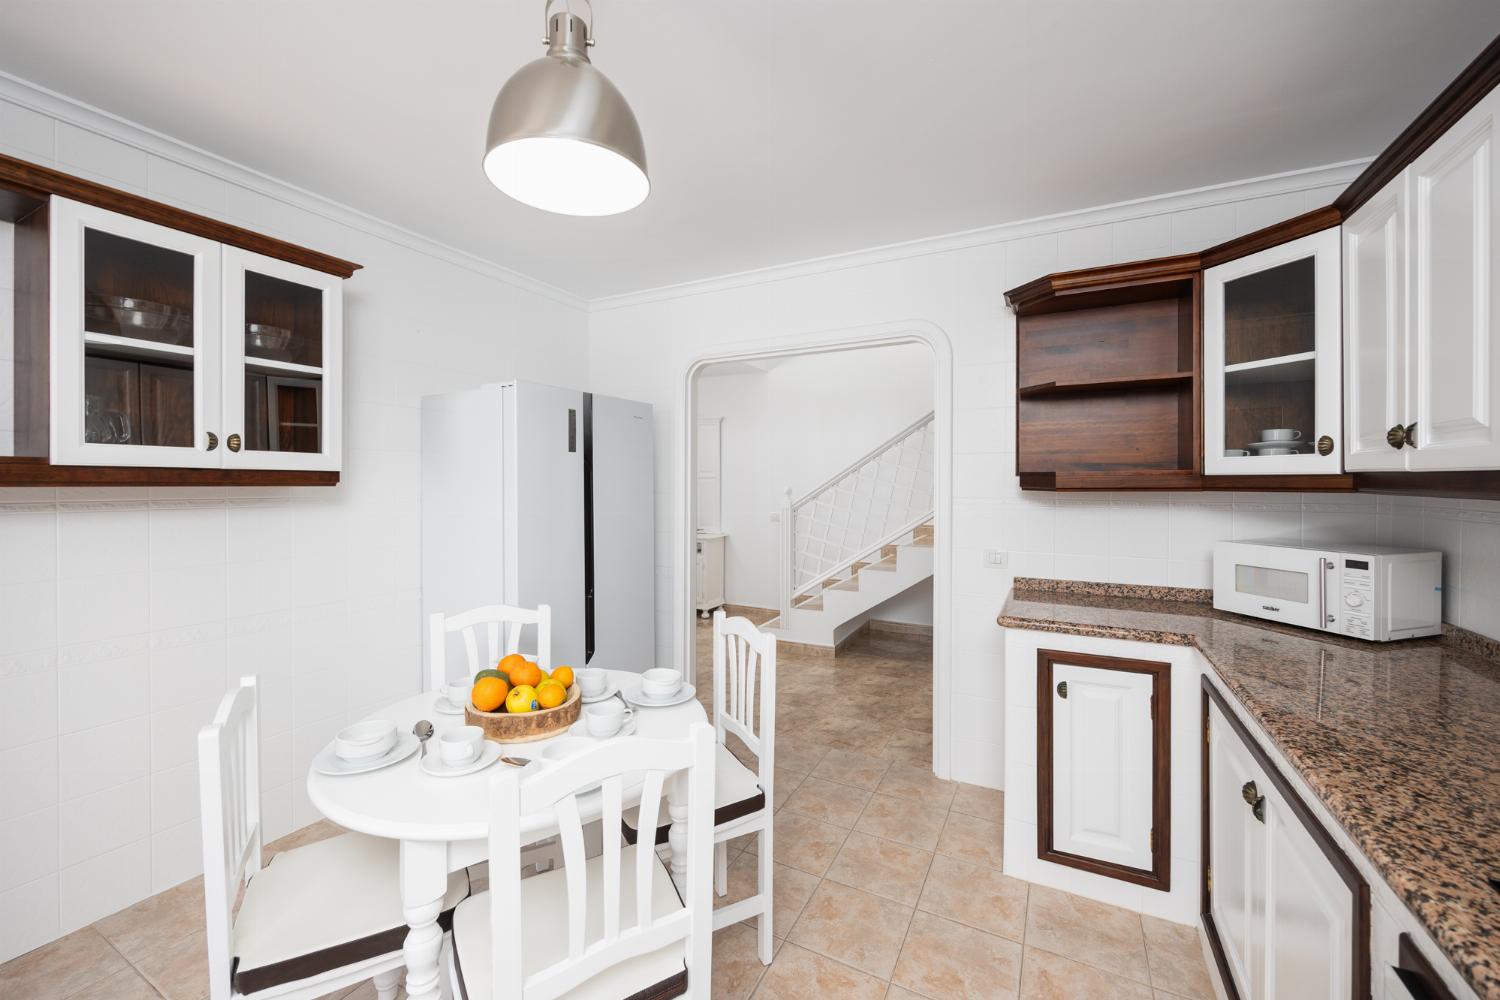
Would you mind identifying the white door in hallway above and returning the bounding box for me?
[1049,661,1155,873]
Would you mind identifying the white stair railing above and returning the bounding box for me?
[777,412,935,623]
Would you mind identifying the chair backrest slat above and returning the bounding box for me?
[428,603,553,691]
[198,677,263,1000]
[712,611,777,794]
[489,726,716,1000]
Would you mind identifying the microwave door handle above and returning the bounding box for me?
[1318,557,1328,629]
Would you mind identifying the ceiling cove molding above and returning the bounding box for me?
[588,158,1369,313]
[0,70,589,312]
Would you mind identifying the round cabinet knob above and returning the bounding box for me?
[1386,425,1407,450]
[227,434,242,453]
[205,432,219,452]
[1344,592,1364,608]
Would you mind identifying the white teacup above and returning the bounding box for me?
[576,668,607,698]
[1260,428,1302,442]
[439,726,484,766]
[584,701,632,738]
[443,680,470,709]
[640,668,682,700]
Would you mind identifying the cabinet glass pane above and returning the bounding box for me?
[243,270,322,367]
[81,228,197,448]
[244,372,321,453]
[241,269,324,454]
[1221,256,1318,457]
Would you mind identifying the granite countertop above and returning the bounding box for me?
[999,579,1500,999]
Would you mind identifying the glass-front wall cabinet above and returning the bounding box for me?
[1203,227,1343,475]
[223,248,342,471]
[46,197,342,472]
[52,197,221,466]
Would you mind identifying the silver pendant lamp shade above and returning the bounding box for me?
[483,6,649,216]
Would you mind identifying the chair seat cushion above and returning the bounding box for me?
[451,844,688,1000]
[621,744,764,846]
[232,831,469,994]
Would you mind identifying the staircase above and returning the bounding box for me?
[763,413,935,651]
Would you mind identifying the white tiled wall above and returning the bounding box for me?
[0,92,590,962]
[587,164,1500,793]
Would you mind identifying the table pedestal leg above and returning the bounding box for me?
[400,840,449,1000]
[666,769,690,890]
[372,968,402,1000]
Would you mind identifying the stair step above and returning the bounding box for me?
[863,556,898,572]
[907,537,933,548]
[794,594,824,610]
[851,561,871,574]
[828,576,860,592]
[881,544,899,558]
[913,524,934,541]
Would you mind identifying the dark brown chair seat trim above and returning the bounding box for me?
[620,789,766,847]
[231,888,464,994]
[452,927,689,1000]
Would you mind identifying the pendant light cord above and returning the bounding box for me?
[543,0,595,45]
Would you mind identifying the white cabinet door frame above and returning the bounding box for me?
[1408,85,1500,471]
[1343,178,1409,472]
[1203,680,1369,1000]
[1038,648,1169,891]
[221,246,343,472]
[1204,227,1344,476]
[49,196,222,468]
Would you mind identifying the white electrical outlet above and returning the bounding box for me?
[985,550,1009,569]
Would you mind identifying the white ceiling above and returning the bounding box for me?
[3,1,1498,299]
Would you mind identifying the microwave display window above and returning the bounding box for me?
[1234,564,1309,603]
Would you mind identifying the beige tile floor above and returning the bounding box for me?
[0,619,1215,1000]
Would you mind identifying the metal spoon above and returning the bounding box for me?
[500,756,532,768]
[412,720,434,760]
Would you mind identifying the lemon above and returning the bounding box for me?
[505,684,537,714]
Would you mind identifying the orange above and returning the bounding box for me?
[550,666,574,690]
[505,684,537,714]
[498,652,530,684]
[471,676,508,713]
[535,679,566,709]
[507,659,544,689]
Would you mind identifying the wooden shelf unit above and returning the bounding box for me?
[1007,258,1202,490]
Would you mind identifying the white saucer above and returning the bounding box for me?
[420,740,502,778]
[313,733,420,776]
[1245,439,1309,451]
[433,696,467,716]
[580,679,619,704]
[624,683,697,709]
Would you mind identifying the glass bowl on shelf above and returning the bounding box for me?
[246,323,292,359]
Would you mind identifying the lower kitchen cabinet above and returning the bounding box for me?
[1037,648,1170,890]
[1204,680,1370,1000]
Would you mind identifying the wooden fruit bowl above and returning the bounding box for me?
[464,684,582,744]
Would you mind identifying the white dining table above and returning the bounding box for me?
[306,670,707,1000]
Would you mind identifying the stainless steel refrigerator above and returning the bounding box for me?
[420,380,655,677]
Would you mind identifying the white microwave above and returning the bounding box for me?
[1212,539,1442,641]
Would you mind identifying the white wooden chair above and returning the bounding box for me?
[429,603,553,691]
[447,725,717,1000]
[198,677,468,1000]
[622,610,776,963]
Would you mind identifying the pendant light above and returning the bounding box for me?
[483,0,649,216]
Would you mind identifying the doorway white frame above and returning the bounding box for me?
[677,319,955,779]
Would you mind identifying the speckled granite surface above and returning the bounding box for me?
[1000,582,1500,999]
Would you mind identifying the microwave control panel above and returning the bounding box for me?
[1339,556,1375,640]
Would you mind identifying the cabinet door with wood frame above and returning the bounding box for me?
[1203,686,1368,1000]
[1037,649,1170,890]
[47,196,222,468]
[1204,227,1344,476]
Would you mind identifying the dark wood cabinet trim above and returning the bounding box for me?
[0,153,361,278]
[1037,648,1171,892]
[1004,254,1200,314]
[1336,33,1500,217]
[1198,207,1342,270]
[1353,470,1500,501]
[1394,933,1459,1000]
[1200,676,1371,1000]
[0,457,337,487]
[13,202,49,457]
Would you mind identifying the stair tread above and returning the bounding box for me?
[907,538,933,548]
[829,577,860,591]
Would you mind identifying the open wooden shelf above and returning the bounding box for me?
[1017,371,1194,399]
[1008,256,1202,490]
